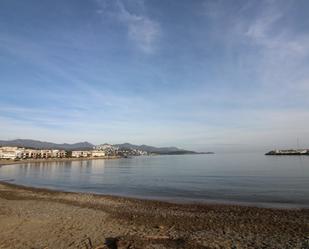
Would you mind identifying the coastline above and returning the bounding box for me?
[0,181,308,249]
[0,153,213,167]
[0,156,122,166]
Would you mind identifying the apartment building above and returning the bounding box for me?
[0,147,24,159]
[71,151,91,158]
[91,150,106,157]
[0,147,67,160]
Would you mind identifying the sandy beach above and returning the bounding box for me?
[0,182,308,249]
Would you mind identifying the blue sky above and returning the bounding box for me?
[0,0,309,151]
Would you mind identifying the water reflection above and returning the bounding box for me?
[0,154,308,208]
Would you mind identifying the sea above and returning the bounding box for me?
[0,153,308,208]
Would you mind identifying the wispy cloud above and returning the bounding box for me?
[1,0,309,151]
[203,0,309,99]
[96,0,161,53]
[245,2,309,56]
[242,2,309,98]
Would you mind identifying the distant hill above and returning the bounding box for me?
[0,139,94,151]
[0,139,213,155]
[115,143,200,155]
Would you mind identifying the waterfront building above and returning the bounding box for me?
[22,149,39,159]
[72,151,91,158]
[51,150,67,158]
[0,147,67,160]
[0,147,24,159]
[91,150,106,157]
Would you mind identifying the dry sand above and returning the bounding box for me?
[0,182,308,249]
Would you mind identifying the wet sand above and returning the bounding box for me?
[0,182,308,249]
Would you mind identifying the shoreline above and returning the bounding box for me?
[0,156,122,166]
[0,181,308,248]
[1,159,308,210]
[2,180,308,210]
[0,153,213,167]
[1,180,308,210]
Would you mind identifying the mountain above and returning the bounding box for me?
[115,143,199,155]
[0,139,94,151]
[0,139,213,155]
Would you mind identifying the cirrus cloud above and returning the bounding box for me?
[96,0,161,53]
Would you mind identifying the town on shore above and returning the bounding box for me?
[0,144,148,161]
[0,139,212,162]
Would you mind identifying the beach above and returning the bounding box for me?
[0,182,308,249]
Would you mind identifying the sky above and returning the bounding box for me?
[0,0,309,152]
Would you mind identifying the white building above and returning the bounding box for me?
[0,147,67,159]
[0,147,24,159]
[51,150,67,158]
[72,151,91,158]
[22,149,39,159]
[91,150,106,157]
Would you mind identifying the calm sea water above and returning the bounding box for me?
[0,153,309,208]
